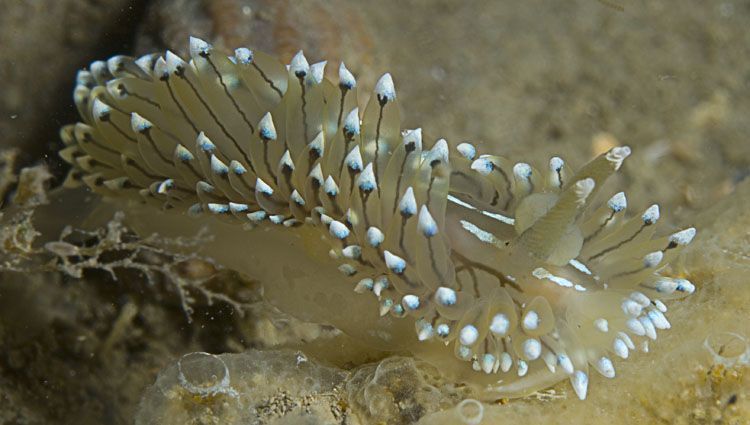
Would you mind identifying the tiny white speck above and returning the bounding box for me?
[255,178,274,195]
[429,139,450,163]
[290,50,309,77]
[642,204,660,224]
[383,250,406,274]
[228,202,248,214]
[513,162,533,179]
[323,176,339,196]
[164,50,186,74]
[189,36,211,57]
[557,354,574,375]
[435,287,457,306]
[399,187,417,216]
[522,310,539,331]
[436,324,450,337]
[456,142,476,160]
[571,371,589,400]
[613,338,629,359]
[345,145,363,171]
[343,108,360,136]
[418,206,438,237]
[639,316,658,340]
[402,128,422,150]
[596,357,616,379]
[481,353,495,374]
[522,338,542,360]
[402,295,420,311]
[354,278,373,293]
[669,227,696,246]
[500,353,513,373]
[258,112,277,141]
[246,210,266,222]
[608,192,627,212]
[643,251,663,268]
[470,158,494,175]
[517,360,529,377]
[489,313,510,336]
[341,245,361,259]
[366,226,384,247]
[308,61,326,84]
[329,220,350,239]
[626,317,646,336]
[594,318,609,333]
[338,62,356,89]
[210,155,229,175]
[374,73,396,102]
[357,163,377,192]
[459,325,479,346]
[234,48,253,64]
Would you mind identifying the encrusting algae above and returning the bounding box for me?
[59,36,698,400]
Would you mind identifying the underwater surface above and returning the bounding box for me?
[0,0,748,424]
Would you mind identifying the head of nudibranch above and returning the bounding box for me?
[58,36,697,401]
[402,144,697,400]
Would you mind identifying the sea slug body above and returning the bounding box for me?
[59,36,697,400]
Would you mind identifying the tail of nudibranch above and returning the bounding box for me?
[60,37,697,400]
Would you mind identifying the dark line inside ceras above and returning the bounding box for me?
[556,168,564,188]
[424,175,444,285]
[348,168,357,200]
[338,137,353,176]
[493,165,514,210]
[177,70,256,172]
[78,156,107,172]
[360,189,371,229]
[426,175,434,208]
[179,157,204,181]
[280,163,294,194]
[337,87,348,128]
[452,251,522,292]
[124,157,161,181]
[327,193,343,217]
[117,84,161,110]
[611,266,646,279]
[373,101,385,197]
[587,222,648,261]
[398,214,412,263]
[451,171,488,202]
[426,236,444,290]
[235,173,256,194]
[171,186,194,196]
[82,132,121,157]
[454,265,473,292]
[142,130,172,165]
[102,116,138,144]
[540,339,557,357]
[203,53,256,134]
[163,77,201,135]
[252,62,284,98]
[307,176,322,208]
[298,77,309,144]
[490,191,501,207]
[307,146,321,173]
[391,154,411,216]
[583,210,616,244]
[262,143,274,181]
[466,265,481,297]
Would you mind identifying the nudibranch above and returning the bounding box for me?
[59,37,697,400]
